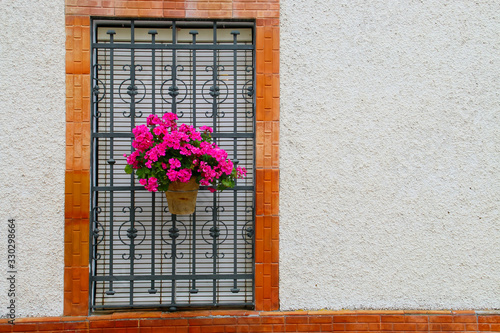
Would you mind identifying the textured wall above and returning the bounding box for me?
[0,0,65,317]
[280,1,500,309]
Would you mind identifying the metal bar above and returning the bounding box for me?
[171,21,177,116]
[92,132,255,138]
[211,21,218,306]
[93,43,254,50]
[190,30,199,295]
[170,21,178,311]
[251,22,257,307]
[231,31,240,294]
[92,302,253,310]
[148,29,158,295]
[89,22,97,310]
[108,30,116,295]
[92,185,254,191]
[129,20,136,306]
[91,273,253,281]
[191,30,198,127]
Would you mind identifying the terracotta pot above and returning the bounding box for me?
[165,178,200,215]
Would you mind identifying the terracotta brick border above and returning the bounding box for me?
[3,311,500,332]
[65,1,279,315]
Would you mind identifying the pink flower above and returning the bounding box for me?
[177,168,192,182]
[161,162,168,169]
[125,150,142,168]
[200,126,213,133]
[236,166,247,179]
[144,177,159,192]
[147,114,162,126]
[169,158,181,169]
[208,187,216,193]
[132,125,154,152]
[153,126,164,136]
[190,131,202,141]
[167,169,179,182]
[162,112,178,121]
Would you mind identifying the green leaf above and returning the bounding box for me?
[136,168,145,178]
[124,164,133,174]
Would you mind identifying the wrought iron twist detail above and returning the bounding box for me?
[242,66,254,117]
[92,64,105,118]
[202,220,228,246]
[119,64,145,117]
[160,65,187,116]
[91,207,104,260]
[202,65,228,117]
[119,206,145,260]
[161,220,187,259]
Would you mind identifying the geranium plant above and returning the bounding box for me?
[124,112,246,193]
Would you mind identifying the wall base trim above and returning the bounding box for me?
[3,310,500,332]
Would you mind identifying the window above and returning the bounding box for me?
[89,19,255,311]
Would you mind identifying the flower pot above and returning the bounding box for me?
[165,178,199,215]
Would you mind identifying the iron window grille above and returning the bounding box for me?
[89,19,255,311]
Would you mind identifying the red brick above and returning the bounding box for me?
[478,323,491,331]
[345,323,370,331]
[465,323,479,331]
[491,324,500,331]
[261,317,284,324]
[237,317,261,325]
[332,323,346,330]
[429,323,442,331]
[13,324,37,331]
[429,315,453,323]
[393,323,416,331]
[115,320,139,327]
[309,316,332,324]
[213,318,237,325]
[297,324,321,332]
[380,323,393,331]
[440,323,465,331]
[405,315,428,323]
[381,315,405,323]
[188,319,213,326]
[453,315,477,323]
[285,316,308,324]
[356,315,380,323]
[90,320,114,328]
[333,316,357,323]
[479,316,500,323]
[64,321,89,330]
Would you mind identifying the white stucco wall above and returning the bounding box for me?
[280,1,500,309]
[0,0,65,317]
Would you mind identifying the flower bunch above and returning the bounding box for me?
[124,112,246,193]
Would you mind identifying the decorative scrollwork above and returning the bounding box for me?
[205,206,225,213]
[242,66,254,117]
[160,65,187,116]
[119,64,146,117]
[161,219,187,259]
[202,220,228,247]
[92,64,105,118]
[119,221,146,260]
[119,206,145,260]
[242,212,254,258]
[202,206,227,257]
[241,221,253,245]
[202,65,228,117]
[91,206,104,260]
